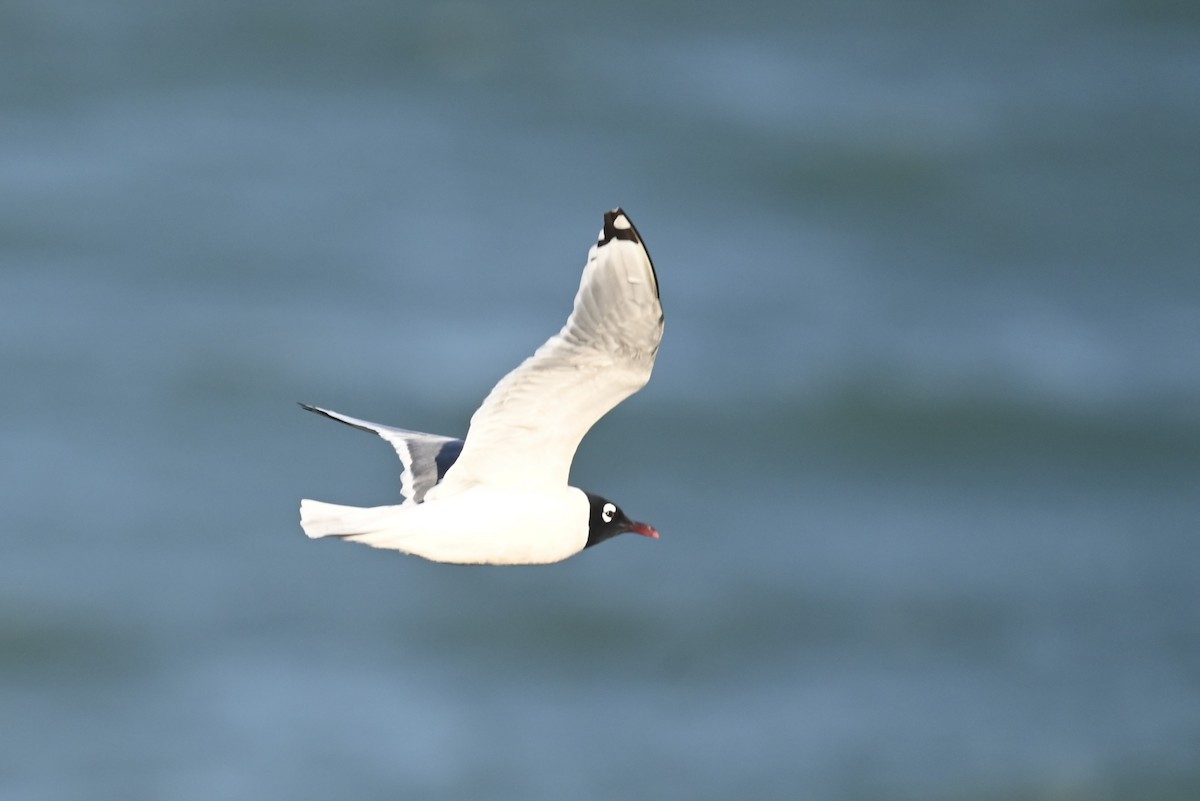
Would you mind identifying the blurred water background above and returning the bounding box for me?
[2,1,1198,799]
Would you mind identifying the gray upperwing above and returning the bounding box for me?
[299,403,463,504]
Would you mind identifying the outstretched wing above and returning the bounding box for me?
[428,208,663,498]
[300,404,463,504]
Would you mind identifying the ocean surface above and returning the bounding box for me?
[2,2,1198,799]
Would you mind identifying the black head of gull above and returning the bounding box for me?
[583,492,659,549]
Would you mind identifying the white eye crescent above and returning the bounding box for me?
[602,503,616,523]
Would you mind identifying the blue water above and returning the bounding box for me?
[3,2,1199,799]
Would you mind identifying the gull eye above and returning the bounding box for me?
[602,503,617,523]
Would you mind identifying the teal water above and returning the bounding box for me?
[3,2,1199,799]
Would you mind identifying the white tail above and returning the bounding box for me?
[299,499,406,539]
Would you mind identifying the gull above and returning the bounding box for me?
[299,208,664,564]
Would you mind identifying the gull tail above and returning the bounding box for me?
[300,499,405,540]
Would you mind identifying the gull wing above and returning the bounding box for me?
[300,403,463,504]
[428,209,663,497]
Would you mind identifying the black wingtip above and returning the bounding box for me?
[599,208,642,247]
[597,207,659,300]
[298,403,380,436]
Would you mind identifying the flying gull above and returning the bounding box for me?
[299,208,664,564]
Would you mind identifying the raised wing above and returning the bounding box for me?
[427,208,664,497]
[300,404,463,504]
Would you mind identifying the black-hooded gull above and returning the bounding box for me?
[299,208,663,565]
